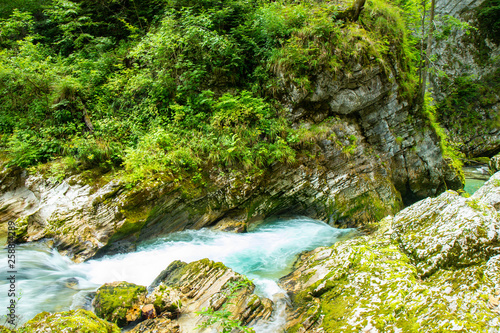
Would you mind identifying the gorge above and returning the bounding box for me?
[0,0,499,331]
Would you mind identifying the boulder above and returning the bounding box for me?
[279,173,500,332]
[15,309,120,333]
[391,190,500,277]
[93,282,147,327]
[91,259,274,333]
[139,259,273,333]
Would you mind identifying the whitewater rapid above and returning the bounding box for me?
[0,216,355,330]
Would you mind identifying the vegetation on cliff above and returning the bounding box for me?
[0,0,449,186]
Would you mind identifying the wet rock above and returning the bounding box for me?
[93,281,147,327]
[15,309,120,333]
[147,259,274,332]
[92,259,274,333]
[129,318,180,333]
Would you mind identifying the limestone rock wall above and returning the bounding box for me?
[431,0,500,157]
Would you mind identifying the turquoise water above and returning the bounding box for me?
[0,217,355,329]
[463,165,490,195]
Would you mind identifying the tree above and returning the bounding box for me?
[420,0,436,101]
[350,0,366,22]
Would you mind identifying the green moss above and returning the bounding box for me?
[436,70,500,159]
[93,282,147,327]
[109,207,150,242]
[423,93,465,184]
[287,223,499,332]
[269,0,417,98]
[476,0,500,44]
[0,326,14,333]
[332,180,401,226]
[13,216,28,241]
[466,198,487,211]
[18,309,120,333]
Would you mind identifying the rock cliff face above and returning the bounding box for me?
[0,57,462,261]
[280,172,500,332]
[431,0,500,157]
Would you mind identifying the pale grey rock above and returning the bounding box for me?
[392,189,500,276]
[472,171,500,210]
[279,175,500,332]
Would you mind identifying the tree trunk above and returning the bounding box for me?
[419,0,426,91]
[350,0,366,22]
[421,0,436,102]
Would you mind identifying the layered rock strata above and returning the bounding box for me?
[92,259,274,332]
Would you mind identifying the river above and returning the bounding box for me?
[0,166,490,330]
[463,164,490,195]
[0,217,355,331]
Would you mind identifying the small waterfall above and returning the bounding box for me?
[1,217,355,331]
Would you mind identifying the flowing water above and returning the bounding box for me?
[463,165,490,195]
[0,217,355,331]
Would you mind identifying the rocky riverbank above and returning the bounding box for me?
[2,171,498,333]
[2,259,275,333]
[279,171,500,332]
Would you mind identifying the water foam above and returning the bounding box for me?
[1,217,354,330]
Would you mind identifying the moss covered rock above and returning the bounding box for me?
[16,309,120,333]
[93,281,147,327]
[281,222,500,332]
[127,259,273,332]
[280,173,500,332]
[392,190,500,277]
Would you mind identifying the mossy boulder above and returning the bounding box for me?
[280,174,500,332]
[15,309,120,333]
[280,222,500,332]
[93,281,147,327]
[392,189,500,277]
[136,259,273,332]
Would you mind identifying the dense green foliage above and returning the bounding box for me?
[477,0,500,44]
[0,0,427,185]
[436,67,500,157]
